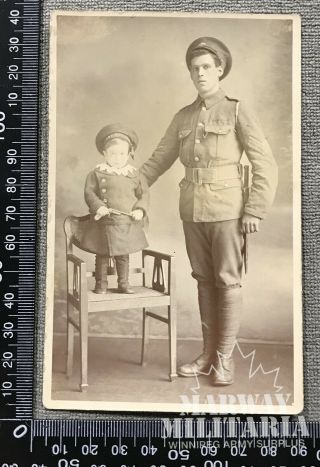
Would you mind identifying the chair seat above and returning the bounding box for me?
[87,286,170,312]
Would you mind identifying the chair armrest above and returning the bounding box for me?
[142,249,174,262]
[67,253,86,267]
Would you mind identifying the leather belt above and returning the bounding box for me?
[185,165,241,184]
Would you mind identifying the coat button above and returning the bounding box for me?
[101,188,106,193]
[195,139,201,144]
[201,106,206,111]
[194,156,200,162]
[101,178,106,182]
[197,122,204,127]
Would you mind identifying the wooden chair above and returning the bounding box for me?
[64,215,177,391]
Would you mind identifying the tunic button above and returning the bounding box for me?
[201,106,206,111]
[198,122,204,127]
[101,178,106,182]
[194,156,200,162]
[101,188,106,193]
[195,139,201,144]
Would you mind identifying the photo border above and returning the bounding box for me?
[43,10,303,415]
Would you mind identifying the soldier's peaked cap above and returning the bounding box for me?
[95,123,139,154]
[186,37,232,80]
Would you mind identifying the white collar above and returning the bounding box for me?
[95,163,137,176]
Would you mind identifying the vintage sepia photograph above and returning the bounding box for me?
[43,11,302,413]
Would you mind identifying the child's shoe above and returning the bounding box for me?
[115,254,135,294]
[93,255,108,294]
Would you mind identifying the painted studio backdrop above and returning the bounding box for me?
[53,15,293,344]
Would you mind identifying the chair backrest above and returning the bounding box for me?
[64,215,91,255]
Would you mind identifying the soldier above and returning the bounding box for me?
[140,37,278,386]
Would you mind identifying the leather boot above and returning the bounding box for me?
[93,255,108,294]
[211,287,242,386]
[212,354,235,386]
[178,283,218,377]
[115,255,135,294]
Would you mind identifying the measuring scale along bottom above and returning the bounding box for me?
[0,419,318,466]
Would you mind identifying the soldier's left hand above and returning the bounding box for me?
[241,213,260,234]
[130,209,144,221]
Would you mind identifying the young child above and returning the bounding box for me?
[84,123,149,294]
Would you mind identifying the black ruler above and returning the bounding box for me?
[0,419,320,466]
[0,0,39,419]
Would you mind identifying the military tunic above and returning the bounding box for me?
[78,163,149,257]
[140,88,278,222]
[140,88,278,288]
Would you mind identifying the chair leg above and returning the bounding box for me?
[66,307,74,378]
[168,305,177,381]
[140,308,149,366]
[79,303,89,392]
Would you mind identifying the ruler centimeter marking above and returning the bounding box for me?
[0,419,319,466]
[0,0,39,419]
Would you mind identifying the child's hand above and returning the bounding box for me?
[94,206,110,221]
[130,209,144,221]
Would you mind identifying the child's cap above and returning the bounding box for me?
[95,123,139,154]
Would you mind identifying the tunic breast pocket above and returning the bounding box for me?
[178,128,192,161]
[204,123,233,160]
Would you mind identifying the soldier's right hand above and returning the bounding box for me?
[94,206,110,221]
